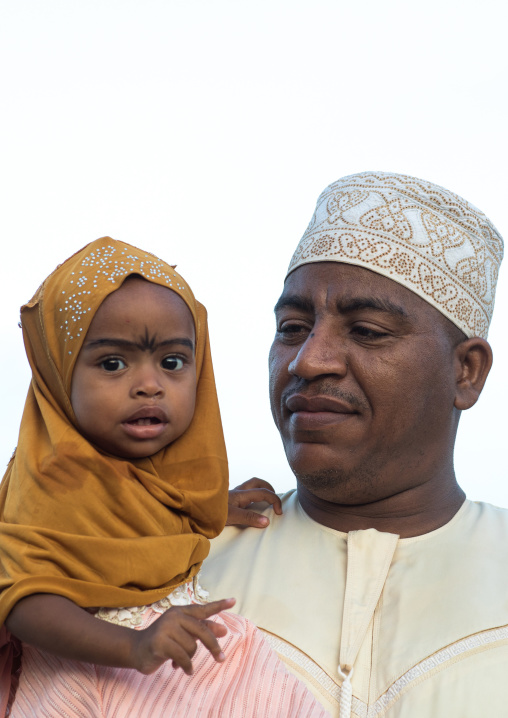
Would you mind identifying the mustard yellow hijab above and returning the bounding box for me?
[0,238,228,625]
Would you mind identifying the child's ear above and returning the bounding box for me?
[454,337,493,410]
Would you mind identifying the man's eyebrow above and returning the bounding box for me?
[273,294,408,319]
[273,295,314,314]
[339,298,409,319]
[84,337,195,351]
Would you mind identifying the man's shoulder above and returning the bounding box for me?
[208,489,303,558]
[464,499,508,536]
[201,488,328,601]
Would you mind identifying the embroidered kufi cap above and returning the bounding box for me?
[287,172,504,338]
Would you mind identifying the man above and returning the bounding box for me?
[201,171,506,717]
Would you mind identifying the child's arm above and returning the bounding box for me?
[5,593,235,675]
[227,478,283,528]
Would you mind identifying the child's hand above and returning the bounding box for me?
[226,478,283,528]
[132,598,235,675]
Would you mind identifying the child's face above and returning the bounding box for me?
[70,277,197,458]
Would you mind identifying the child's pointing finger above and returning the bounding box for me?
[185,597,236,618]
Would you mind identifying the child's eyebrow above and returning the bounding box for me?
[83,337,195,352]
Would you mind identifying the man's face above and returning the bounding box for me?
[269,262,463,504]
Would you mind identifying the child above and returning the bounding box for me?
[0,238,328,717]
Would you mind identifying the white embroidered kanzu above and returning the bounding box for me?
[94,574,209,628]
[264,626,508,718]
[287,172,504,338]
[203,492,508,718]
[338,667,353,718]
[360,625,508,718]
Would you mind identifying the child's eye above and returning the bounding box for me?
[100,358,126,372]
[161,356,184,371]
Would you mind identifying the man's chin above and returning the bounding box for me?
[288,446,381,505]
[295,469,384,506]
[285,441,356,479]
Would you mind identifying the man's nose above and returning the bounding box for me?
[288,328,348,381]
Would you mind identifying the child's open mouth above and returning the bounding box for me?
[123,408,169,439]
[123,418,168,439]
[128,417,161,426]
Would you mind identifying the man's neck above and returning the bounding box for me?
[297,478,466,538]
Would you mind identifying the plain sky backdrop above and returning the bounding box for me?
[1,0,507,503]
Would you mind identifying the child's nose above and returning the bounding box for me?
[132,368,164,398]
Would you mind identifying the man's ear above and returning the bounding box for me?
[454,338,493,410]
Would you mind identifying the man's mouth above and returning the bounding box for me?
[284,393,359,432]
[285,394,358,415]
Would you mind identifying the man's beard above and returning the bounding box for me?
[294,462,385,506]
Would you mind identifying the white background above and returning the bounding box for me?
[1,0,507,503]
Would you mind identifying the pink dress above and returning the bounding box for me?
[5,580,329,718]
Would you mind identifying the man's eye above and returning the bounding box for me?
[100,358,126,372]
[276,322,311,344]
[278,323,307,335]
[162,356,184,371]
[352,325,388,339]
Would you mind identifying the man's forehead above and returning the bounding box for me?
[276,261,466,340]
[277,262,417,307]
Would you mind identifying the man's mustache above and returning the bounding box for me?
[281,379,369,412]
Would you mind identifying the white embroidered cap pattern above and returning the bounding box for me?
[287,172,504,338]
